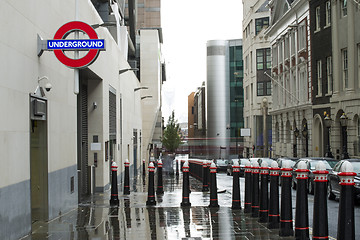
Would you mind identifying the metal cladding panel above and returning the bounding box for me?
[206,40,230,150]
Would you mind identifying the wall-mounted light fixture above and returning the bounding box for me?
[141,95,152,100]
[119,68,139,74]
[134,87,149,92]
[91,22,117,29]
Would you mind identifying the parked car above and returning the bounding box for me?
[327,159,360,202]
[227,158,248,176]
[215,159,228,172]
[291,157,333,194]
[277,157,297,169]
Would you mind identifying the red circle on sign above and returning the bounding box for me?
[53,21,100,68]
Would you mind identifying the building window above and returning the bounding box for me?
[255,17,269,35]
[272,44,278,67]
[257,48,271,70]
[358,44,360,88]
[325,1,331,27]
[266,81,272,95]
[279,41,283,63]
[266,49,271,69]
[257,82,264,96]
[284,35,290,60]
[257,50,264,70]
[317,60,322,96]
[315,6,321,32]
[342,48,348,89]
[326,56,333,94]
[290,31,296,56]
[298,24,306,51]
[250,51,253,72]
[245,86,249,100]
[341,0,347,17]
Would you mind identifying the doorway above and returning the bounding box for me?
[30,119,48,222]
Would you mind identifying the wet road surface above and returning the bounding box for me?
[23,170,297,240]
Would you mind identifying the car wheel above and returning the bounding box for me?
[292,179,296,190]
[327,183,335,200]
[308,180,314,195]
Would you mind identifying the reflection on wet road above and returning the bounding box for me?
[26,171,294,240]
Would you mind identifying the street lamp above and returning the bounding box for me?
[324,115,333,158]
[340,113,349,159]
[294,127,299,157]
[302,124,308,157]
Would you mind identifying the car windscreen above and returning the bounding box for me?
[309,160,332,170]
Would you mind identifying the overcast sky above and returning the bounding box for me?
[161,0,243,125]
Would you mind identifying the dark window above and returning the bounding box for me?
[192,106,194,114]
[255,17,269,35]
[256,48,271,70]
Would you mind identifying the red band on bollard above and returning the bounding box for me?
[295,227,309,230]
[312,236,329,239]
[280,219,293,222]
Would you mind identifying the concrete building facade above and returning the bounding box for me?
[266,0,312,158]
[242,0,272,158]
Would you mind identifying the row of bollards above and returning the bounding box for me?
[109,158,356,240]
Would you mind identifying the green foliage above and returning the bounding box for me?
[162,110,182,153]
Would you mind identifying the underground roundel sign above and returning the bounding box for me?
[48,21,105,69]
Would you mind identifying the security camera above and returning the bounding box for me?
[44,82,52,92]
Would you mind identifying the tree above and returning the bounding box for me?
[162,111,182,153]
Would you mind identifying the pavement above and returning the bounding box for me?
[23,170,297,240]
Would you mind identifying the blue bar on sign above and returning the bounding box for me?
[47,39,105,50]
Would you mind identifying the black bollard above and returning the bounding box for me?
[207,160,212,188]
[259,161,269,223]
[312,161,329,239]
[110,161,119,206]
[295,161,309,239]
[337,161,356,240]
[202,161,209,192]
[244,160,252,213]
[268,161,280,229]
[176,158,179,176]
[124,159,130,195]
[209,162,219,208]
[143,159,146,176]
[279,160,294,237]
[181,161,191,207]
[251,161,260,218]
[157,159,164,195]
[232,160,241,209]
[146,162,156,206]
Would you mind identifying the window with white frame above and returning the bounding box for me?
[315,6,321,32]
[279,41,283,63]
[341,0,347,17]
[284,35,290,60]
[298,24,306,51]
[272,45,278,67]
[326,56,333,94]
[358,44,360,88]
[325,1,331,27]
[342,48,348,89]
[250,51,253,73]
[290,31,296,56]
[317,60,322,96]
[245,55,249,72]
